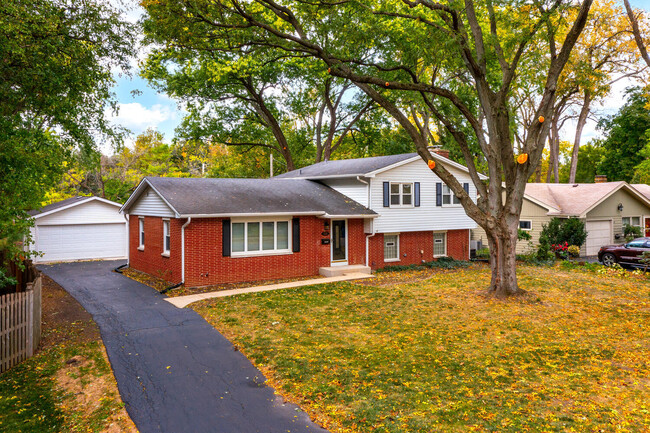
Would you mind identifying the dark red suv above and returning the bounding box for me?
[598,237,650,268]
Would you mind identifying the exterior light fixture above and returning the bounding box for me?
[617,203,624,212]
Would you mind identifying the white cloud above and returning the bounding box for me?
[106,102,172,131]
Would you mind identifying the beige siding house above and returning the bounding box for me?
[473,182,650,256]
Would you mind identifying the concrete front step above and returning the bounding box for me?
[319,264,372,277]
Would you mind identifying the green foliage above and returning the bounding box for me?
[541,217,588,248]
[518,229,532,241]
[597,88,650,182]
[476,248,490,259]
[0,0,134,268]
[624,224,643,242]
[536,233,555,262]
[376,257,469,273]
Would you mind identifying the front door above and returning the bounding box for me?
[645,217,650,237]
[331,220,347,264]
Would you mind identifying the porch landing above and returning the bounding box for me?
[166,271,374,308]
[318,265,372,277]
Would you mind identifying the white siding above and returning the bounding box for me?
[322,178,369,207]
[370,159,477,233]
[130,186,175,217]
[35,200,125,225]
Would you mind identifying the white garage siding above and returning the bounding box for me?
[585,220,612,256]
[31,198,128,263]
[36,223,127,262]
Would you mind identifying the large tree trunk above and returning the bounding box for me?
[485,217,524,297]
[568,91,591,183]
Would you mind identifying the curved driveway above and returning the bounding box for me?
[40,260,326,433]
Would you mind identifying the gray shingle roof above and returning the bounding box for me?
[28,196,89,216]
[143,177,376,217]
[274,153,417,179]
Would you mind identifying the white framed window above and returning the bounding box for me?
[623,216,642,228]
[162,219,170,255]
[384,234,399,262]
[442,185,461,206]
[390,183,413,207]
[519,220,532,230]
[433,232,447,257]
[231,219,290,256]
[138,218,145,250]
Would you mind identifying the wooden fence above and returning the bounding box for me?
[0,276,42,373]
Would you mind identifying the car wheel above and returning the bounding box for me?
[601,253,617,267]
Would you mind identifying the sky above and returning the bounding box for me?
[105,0,650,154]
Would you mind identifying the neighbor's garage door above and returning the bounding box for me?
[585,220,611,256]
[36,223,127,262]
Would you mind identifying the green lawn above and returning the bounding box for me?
[194,264,650,433]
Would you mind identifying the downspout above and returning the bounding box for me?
[181,217,192,283]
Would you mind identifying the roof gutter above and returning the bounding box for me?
[321,214,378,219]
[178,211,325,218]
[181,217,191,283]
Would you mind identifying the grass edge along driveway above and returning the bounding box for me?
[193,264,650,433]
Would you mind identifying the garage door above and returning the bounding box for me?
[585,220,611,256]
[36,223,127,262]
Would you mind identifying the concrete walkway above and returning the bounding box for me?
[166,273,374,308]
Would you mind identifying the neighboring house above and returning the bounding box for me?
[28,196,128,263]
[473,181,650,256]
[632,184,650,236]
[121,151,479,287]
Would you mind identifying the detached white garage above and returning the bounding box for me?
[29,196,127,263]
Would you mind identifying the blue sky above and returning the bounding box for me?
[106,0,650,153]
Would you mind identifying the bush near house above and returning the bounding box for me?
[541,217,588,248]
[624,224,642,242]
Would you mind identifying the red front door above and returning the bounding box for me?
[646,217,650,237]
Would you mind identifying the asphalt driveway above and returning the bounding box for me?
[39,260,326,433]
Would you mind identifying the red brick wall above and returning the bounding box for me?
[447,229,470,261]
[151,216,368,287]
[129,216,183,284]
[368,229,470,270]
[347,219,366,266]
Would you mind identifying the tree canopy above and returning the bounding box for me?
[0,0,134,268]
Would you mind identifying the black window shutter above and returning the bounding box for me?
[222,219,231,257]
[436,182,442,207]
[292,218,300,252]
[414,182,420,207]
[383,182,390,207]
[463,182,469,194]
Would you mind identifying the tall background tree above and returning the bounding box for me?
[140,0,594,297]
[0,0,134,271]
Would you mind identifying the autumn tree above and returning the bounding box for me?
[0,0,133,269]
[142,0,593,297]
[140,11,378,171]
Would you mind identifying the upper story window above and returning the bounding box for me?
[138,218,145,249]
[231,220,290,256]
[519,220,532,230]
[162,220,170,254]
[442,185,461,205]
[390,183,413,207]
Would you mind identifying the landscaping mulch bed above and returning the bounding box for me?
[122,266,324,297]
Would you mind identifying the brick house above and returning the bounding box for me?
[121,151,479,287]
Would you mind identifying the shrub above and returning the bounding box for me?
[536,233,554,261]
[541,217,588,247]
[567,245,580,258]
[624,224,642,242]
[517,228,532,241]
[475,247,490,259]
[551,241,570,260]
